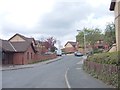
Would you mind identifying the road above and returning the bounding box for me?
[2,55,110,88]
[2,55,81,88]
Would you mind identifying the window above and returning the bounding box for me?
[31,53,32,59]
[2,52,5,60]
[27,52,29,60]
[98,46,104,49]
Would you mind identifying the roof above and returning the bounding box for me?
[1,40,15,52]
[8,33,26,41]
[2,33,37,53]
[65,41,77,47]
[35,40,41,45]
[110,0,116,11]
[11,42,30,52]
[9,33,36,43]
[41,41,49,49]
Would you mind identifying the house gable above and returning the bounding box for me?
[65,43,73,48]
[65,41,77,48]
[7,33,37,53]
[9,34,25,42]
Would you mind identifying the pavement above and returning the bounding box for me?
[2,56,62,71]
[65,58,113,88]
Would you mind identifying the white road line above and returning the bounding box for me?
[76,68,82,70]
[65,68,71,89]
[77,60,83,64]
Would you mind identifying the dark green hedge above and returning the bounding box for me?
[87,52,119,65]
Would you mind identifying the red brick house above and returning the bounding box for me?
[1,33,57,65]
[63,41,77,54]
[94,40,109,50]
[2,34,37,65]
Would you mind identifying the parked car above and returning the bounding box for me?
[74,51,83,56]
[62,51,66,55]
[44,52,53,55]
[56,49,62,56]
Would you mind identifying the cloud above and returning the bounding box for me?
[35,0,114,38]
[0,0,114,46]
[37,1,92,36]
[0,0,55,36]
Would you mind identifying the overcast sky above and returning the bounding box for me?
[0,0,114,48]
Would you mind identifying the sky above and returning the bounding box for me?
[0,0,114,48]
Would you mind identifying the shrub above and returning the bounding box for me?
[93,48,103,54]
[84,51,120,88]
[87,51,119,65]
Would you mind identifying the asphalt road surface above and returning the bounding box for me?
[2,55,110,88]
[2,55,81,88]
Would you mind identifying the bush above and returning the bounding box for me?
[83,51,120,88]
[93,48,103,54]
[87,51,119,65]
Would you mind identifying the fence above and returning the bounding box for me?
[83,60,119,88]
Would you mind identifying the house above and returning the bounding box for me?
[110,0,120,51]
[76,40,109,54]
[35,40,49,54]
[1,33,57,65]
[1,34,37,65]
[94,40,109,51]
[64,41,77,54]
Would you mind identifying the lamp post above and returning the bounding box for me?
[77,29,86,55]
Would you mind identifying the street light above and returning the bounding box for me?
[77,29,86,55]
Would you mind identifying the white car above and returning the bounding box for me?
[56,49,62,56]
[74,51,83,56]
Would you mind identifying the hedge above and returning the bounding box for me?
[83,52,120,88]
[86,52,119,65]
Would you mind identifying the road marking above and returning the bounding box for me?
[76,68,82,70]
[65,68,71,89]
[77,60,83,64]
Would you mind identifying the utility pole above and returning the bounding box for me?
[77,29,86,55]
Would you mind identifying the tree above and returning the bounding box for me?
[104,22,116,47]
[45,37,56,52]
[76,28,103,47]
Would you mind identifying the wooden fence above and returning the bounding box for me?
[83,60,119,88]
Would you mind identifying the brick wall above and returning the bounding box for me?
[64,47,76,53]
[24,45,36,64]
[13,53,57,65]
[3,45,57,65]
[35,54,57,62]
[13,53,24,65]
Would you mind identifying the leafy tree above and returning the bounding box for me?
[76,28,103,48]
[104,22,116,47]
[45,37,56,52]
